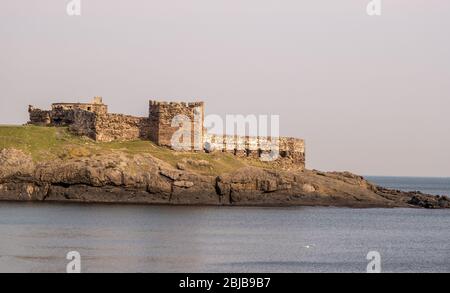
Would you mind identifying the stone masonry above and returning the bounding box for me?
[149,101,204,150]
[28,97,306,169]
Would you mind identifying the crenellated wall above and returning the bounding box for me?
[204,133,306,169]
[149,100,204,149]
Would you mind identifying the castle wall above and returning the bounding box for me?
[68,111,151,142]
[93,114,150,142]
[50,106,77,126]
[69,110,97,140]
[149,101,204,150]
[204,133,306,169]
[27,98,306,169]
[28,106,51,126]
[148,102,161,144]
[29,105,150,142]
[29,97,108,127]
[52,102,107,115]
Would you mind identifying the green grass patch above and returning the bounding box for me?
[0,125,88,161]
[0,125,268,176]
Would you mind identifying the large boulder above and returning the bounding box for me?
[0,148,35,179]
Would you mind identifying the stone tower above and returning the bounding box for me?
[148,100,205,150]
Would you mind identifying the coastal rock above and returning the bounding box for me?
[301,184,316,193]
[176,162,186,170]
[0,149,35,179]
[173,181,195,188]
[408,196,434,209]
[0,148,448,209]
[182,158,211,167]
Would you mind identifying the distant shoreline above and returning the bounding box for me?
[366,175,450,180]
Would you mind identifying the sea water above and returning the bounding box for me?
[0,177,449,273]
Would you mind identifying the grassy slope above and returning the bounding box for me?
[0,125,273,176]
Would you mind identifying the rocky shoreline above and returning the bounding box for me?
[0,148,448,209]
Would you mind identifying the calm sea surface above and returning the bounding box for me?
[0,177,449,273]
[367,176,450,197]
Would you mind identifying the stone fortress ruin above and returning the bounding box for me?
[28,97,306,169]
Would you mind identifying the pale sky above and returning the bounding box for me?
[1,0,449,177]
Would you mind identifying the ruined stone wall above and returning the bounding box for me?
[67,112,151,142]
[149,101,204,149]
[29,98,107,128]
[28,106,150,143]
[148,102,161,144]
[27,99,306,169]
[204,133,306,169]
[68,110,97,140]
[28,106,51,126]
[93,114,150,142]
[51,103,108,114]
[279,137,306,164]
[50,106,76,126]
[28,106,75,126]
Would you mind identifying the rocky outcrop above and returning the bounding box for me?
[0,149,35,178]
[0,148,448,208]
